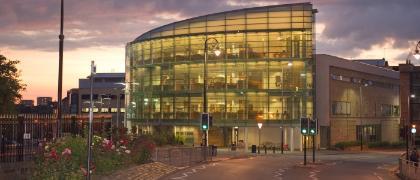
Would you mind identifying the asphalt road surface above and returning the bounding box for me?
[163,150,401,180]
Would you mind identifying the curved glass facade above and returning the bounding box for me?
[126,3,315,128]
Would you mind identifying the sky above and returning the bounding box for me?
[0,0,419,102]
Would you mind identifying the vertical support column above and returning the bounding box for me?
[290,127,294,152]
[245,127,248,152]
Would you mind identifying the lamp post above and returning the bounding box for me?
[359,82,369,151]
[257,123,263,152]
[203,38,221,147]
[86,61,96,180]
[407,94,415,160]
[56,0,64,138]
[413,41,420,60]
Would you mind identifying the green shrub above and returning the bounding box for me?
[367,141,405,148]
[334,141,360,150]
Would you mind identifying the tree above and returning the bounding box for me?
[0,54,26,113]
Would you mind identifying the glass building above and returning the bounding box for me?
[126,3,316,147]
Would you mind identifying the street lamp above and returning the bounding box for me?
[359,81,369,151]
[257,123,263,150]
[406,94,415,160]
[203,37,221,147]
[414,41,420,60]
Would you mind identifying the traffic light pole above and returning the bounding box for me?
[304,135,307,165]
[312,135,315,163]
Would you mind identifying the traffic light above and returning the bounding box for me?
[300,117,309,135]
[309,118,317,135]
[201,113,209,131]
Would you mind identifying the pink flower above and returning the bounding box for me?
[62,148,72,156]
[50,148,59,160]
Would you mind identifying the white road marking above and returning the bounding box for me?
[373,172,384,180]
[170,163,218,179]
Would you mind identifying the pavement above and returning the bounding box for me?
[100,162,178,180]
[99,148,404,180]
[163,149,403,180]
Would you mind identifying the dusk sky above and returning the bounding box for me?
[1,0,419,102]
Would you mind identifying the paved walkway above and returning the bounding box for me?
[100,162,178,180]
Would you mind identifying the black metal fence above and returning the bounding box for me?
[152,146,217,167]
[0,114,112,163]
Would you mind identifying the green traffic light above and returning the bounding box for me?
[302,129,307,134]
[202,125,208,130]
[310,129,315,134]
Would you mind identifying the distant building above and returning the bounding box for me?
[399,63,420,146]
[316,54,400,148]
[65,73,125,126]
[353,58,389,68]
[16,100,35,113]
[20,100,34,107]
[37,97,52,106]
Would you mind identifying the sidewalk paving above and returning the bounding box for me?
[100,162,178,180]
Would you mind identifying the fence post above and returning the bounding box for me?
[17,115,24,162]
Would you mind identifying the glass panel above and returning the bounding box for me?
[269,32,291,58]
[142,42,151,64]
[151,39,162,63]
[269,23,291,29]
[226,93,246,120]
[247,9,267,18]
[208,63,225,90]
[151,98,160,119]
[247,92,268,120]
[226,33,246,59]
[162,97,174,119]
[161,65,174,91]
[208,92,225,121]
[207,20,225,26]
[190,18,206,28]
[226,25,245,31]
[162,38,174,63]
[207,26,225,32]
[247,62,268,89]
[226,63,246,89]
[190,96,202,120]
[226,11,245,19]
[175,97,189,119]
[268,95,287,120]
[174,64,189,91]
[175,37,190,62]
[269,11,290,17]
[247,18,268,24]
[247,32,268,59]
[269,17,291,23]
[190,35,205,61]
[151,66,161,91]
[190,27,206,33]
[226,19,245,25]
[190,64,203,91]
[175,28,189,35]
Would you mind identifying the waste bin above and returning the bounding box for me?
[212,145,217,156]
[251,145,257,153]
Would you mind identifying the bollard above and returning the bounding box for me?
[273,146,275,154]
[264,145,267,155]
[258,146,260,154]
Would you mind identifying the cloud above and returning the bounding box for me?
[0,0,419,64]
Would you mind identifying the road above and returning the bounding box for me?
[163,150,401,180]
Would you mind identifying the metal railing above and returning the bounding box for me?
[153,146,216,167]
[0,114,112,163]
[399,154,419,180]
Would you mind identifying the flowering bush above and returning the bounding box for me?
[33,127,159,179]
